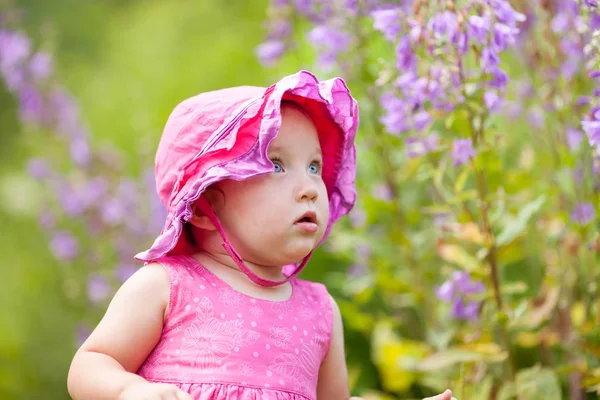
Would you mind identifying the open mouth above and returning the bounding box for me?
[296,211,317,224]
[294,211,318,232]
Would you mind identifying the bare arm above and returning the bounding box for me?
[316,294,351,400]
[67,263,170,400]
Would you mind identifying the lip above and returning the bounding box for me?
[294,211,318,232]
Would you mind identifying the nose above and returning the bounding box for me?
[295,174,319,202]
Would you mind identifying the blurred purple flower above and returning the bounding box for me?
[0,30,31,90]
[372,183,394,201]
[50,232,78,261]
[528,107,545,129]
[101,197,126,225]
[451,138,476,166]
[582,120,600,148]
[26,158,50,179]
[307,25,352,70]
[428,11,458,42]
[452,298,479,321]
[70,135,91,167]
[571,202,596,226]
[379,92,410,135]
[566,128,584,151]
[484,90,502,113]
[406,133,438,158]
[255,40,285,67]
[371,8,401,41]
[489,0,526,26]
[468,15,491,44]
[436,271,484,321]
[413,110,432,131]
[28,51,52,81]
[18,85,45,124]
[584,0,598,8]
[396,35,417,72]
[435,280,454,302]
[87,274,111,304]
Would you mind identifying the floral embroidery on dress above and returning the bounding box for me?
[180,297,259,371]
[218,287,244,308]
[269,325,293,349]
[249,305,264,318]
[238,362,254,376]
[298,306,315,321]
[270,300,294,316]
[268,341,319,393]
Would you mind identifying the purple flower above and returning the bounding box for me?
[50,232,79,261]
[26,158,50,179]
[436,271,484,321]
[87,274,111,304]
[0,30,31,68]
[489,0,526,26]
[571,203,596,226]
[70,135,91,167]
[19,85,46,124]
[379,92,410,135]
[528,107,545,129]
[467,15,490,44]
[582,120,600,148]
[584,0,598,8]
[406,133,438,158]
[255,40,285,66]
[413,110,432,131]
[492,23,517,51]
[435,280,454,302]
[589,70,600,79]
[396,35,417,72]
[481,47,500,71]
[101,197,126,225]
[484,90,501,113]
[28,51,52,81]
[307,25,352,70]
[428,11,459,42]
[371,8,401,41]
[452,298,479,321]
[566,128,584,151]
[267,20,292,39]
[451,138,476,166]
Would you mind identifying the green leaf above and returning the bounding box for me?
[437,244,484,272]
[516,366,562,400]
[413,345,507,371]
[454,168,470,194]
[496,195,547,247]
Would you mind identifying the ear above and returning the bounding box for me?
[189,203,217,231]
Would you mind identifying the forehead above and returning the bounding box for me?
[269,104,320,150]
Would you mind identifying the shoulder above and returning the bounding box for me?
[116,261,171,320]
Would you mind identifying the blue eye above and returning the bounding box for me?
[272,160,284,173]
[308,162,321,174]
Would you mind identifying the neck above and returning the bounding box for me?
[193,250,287,283]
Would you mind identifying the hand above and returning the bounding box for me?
[424,389,454,400]
[119,382,193,400]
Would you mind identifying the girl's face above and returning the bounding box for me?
[213,104,330,267]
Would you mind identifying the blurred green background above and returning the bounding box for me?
[0,1,357,398]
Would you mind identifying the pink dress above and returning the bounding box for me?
[137,255,333,400]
